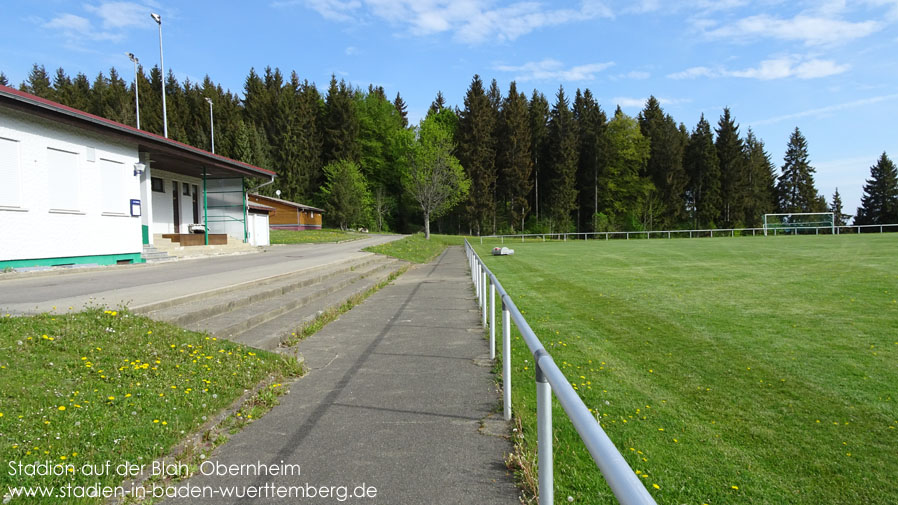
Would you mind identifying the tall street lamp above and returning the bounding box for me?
[150,13,168,138]
[126,52,140,130]
[205,97,214,154]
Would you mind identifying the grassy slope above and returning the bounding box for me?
[269,229,361,244]
[365,233,465,263]
[0,309,302,501]
[476,235,898,505]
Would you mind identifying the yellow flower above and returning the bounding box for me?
[107,396,115,401]
[652,484,660,490]
[153,419,159,423]
[58,406,66,411]
[731,485,739,490]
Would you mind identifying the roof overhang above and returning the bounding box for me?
[0,85,275,180]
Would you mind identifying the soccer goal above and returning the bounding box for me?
[763,212,835,236]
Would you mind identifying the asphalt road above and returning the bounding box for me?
[0,235,402,315]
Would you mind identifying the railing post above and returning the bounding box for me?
[535,353,553,505]
[482,271,488,328]
[490,281,496,359]
[502,300,511,421]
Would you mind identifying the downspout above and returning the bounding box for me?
[203,167,208,246]
[246,174,275,243]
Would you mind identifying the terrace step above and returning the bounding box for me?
[137,254,407,351]
[141,244,175,263]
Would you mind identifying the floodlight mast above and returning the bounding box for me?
[126,52,140,129]
[151,13,168,138]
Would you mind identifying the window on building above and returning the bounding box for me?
[151,177,164,192]
[100,158,124,214]
[0,137,21,208]
[183,183,190,196]
[47,147,79,211]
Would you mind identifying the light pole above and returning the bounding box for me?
[126,53,140,129]
[150,13,168,138]
[205,97,214,154]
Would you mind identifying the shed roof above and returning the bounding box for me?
[249,193,324,213]
[0,85,275,180]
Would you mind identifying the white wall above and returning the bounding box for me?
[248,212,269,246]
[149,169,203,235]
[0,108,142,262]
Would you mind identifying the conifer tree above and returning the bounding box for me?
[456,75,497,235]
[638,96,687,228]
[742,129,777,227]
[528,90,550,222]
[496,81,532,232]
[52,68,73,107]
[776,127,822,213]
[21,64,53,99]
[393,92,409,128]
[546,86,579,231]
[715,107,746,227]
[429,91,446,115]
[830,188,851,226]
[574,89,606,231]
[320,159,370,230]
[685,115,721,227]
[0,72,8,86]
[322,75,360,165]
[855,152,898,225]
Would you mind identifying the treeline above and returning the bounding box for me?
[6,65,897,232]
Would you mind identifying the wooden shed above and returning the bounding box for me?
[247,193,323,230]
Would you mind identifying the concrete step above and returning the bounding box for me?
[189,257,399,339]
[141,245,175,263]
[138,255,380,325]
[233,259,406,350]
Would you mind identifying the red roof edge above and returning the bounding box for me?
[0,84,276,177]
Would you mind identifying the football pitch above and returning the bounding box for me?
[475,234,897,504]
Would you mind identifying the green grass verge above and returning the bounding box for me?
[364,233,465,263]
[475,234,898,505]
[269,229,361,244]
[0,308,302,503]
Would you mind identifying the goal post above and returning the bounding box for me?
[763,212,835,236]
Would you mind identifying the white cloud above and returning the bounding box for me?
[42,2,158,43]
[279,0,614,44]
[750,93,898,125]
[614,70,650,80]
[495,59,615,82]
[702,13,882,46]
[667,56,850,80]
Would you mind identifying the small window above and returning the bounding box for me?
[151,177,164,193]
[183,183,190,196]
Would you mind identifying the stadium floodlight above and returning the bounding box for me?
[763,212,835,236]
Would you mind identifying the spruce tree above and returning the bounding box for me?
[52,68,73,107]
[322,75,361,165]
[715,107,746,227]
[393,92,409,128]
[855,152,898,225]
[22,64,53,99]
[456,75,497,235]
[742,129,777,227]
[546,86,579,231]
[528,90,550,222]
[0,72,8,86]
[776,127,821,213]
[496,82,532,233]
[830,188,851,226]
[638,96,687,228]
[574,89,606,231]
[429,91,446,115]
[684,115,722,228]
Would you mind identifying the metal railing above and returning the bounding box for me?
[465,239,657,505]
[479,223,898,244]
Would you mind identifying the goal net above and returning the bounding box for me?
[763,213,835,236]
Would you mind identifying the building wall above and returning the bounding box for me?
[247,194,322,229]
[248,211,270,246]
[149,169,203,235]
[0,107,142,264]
[206,177,246,241]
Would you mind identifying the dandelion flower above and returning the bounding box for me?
[731,486,739,490]
[652,484,660,490]
[58,406,66,411]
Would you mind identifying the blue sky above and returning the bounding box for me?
[2,0,897,215]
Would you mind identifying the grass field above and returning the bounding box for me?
[475,234,898,505]
[0,309,302,502]
[364,233,465,263]
[269,228,362,244]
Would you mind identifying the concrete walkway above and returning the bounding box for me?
[0,235,401,315]
[163,246,520,504]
